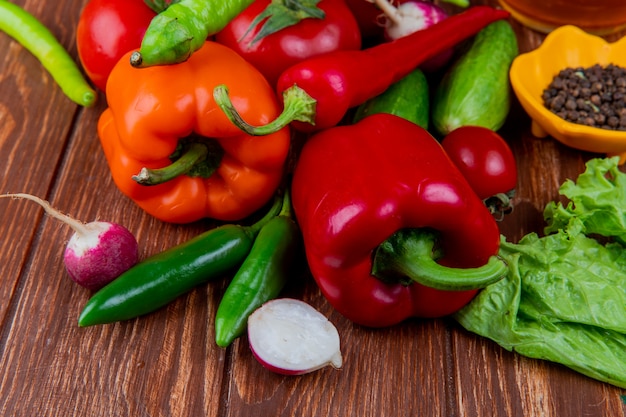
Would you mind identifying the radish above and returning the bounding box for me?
[0,193,139,290]
[247,298,343,375]
[372,0,452,71]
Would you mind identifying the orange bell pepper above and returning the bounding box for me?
[97,41,291,223]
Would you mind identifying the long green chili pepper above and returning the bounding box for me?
[0,0,96,107]
[78,195,283,327]
[130,0,255,68]
[214,191,300,348]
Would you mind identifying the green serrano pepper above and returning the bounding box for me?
[78,196,283,327]
[214,191,300,348]
[130,0,255,67]
[0,0,96,106]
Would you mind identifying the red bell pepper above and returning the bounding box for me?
[213,5,510,134]
[291,113,507,327]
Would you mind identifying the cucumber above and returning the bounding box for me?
[432,20,518,135]
[353,68,429,129]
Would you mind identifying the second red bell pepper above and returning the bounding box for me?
[291,113,507,328]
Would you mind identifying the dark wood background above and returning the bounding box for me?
[1,0,625,416]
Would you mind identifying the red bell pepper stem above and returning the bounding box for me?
[214,84,317,136]
[213,5,510,134]
[371,229,507,291]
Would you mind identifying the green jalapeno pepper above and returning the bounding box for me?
[78,195,283,327]
[214,191,300,348]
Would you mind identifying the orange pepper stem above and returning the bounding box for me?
[132,142,209,186]
[213,84,317,136]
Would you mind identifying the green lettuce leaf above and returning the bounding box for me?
[544,156,626,244]
[455,227,626,388]
[454,157,626,388]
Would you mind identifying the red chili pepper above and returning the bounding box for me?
[291,114,507,328]
[213,5,510,134]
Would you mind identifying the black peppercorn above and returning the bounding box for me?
[543,64,626,130]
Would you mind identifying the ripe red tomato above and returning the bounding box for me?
[441,126,517,200]
[215,0,362,87]
[76,0,155,91]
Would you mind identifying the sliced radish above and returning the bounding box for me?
[247,298,343,375]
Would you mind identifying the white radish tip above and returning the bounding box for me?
[248,298,343,375]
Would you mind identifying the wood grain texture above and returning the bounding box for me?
[1,1,625,416]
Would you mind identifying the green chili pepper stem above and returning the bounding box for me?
[440,0,470,7]
[277,189,292,218]
[132,142,209,185]
[0,0,96,107]
[213,84,316,136]
[143,0,178,14]
[372,229,507,291]
[248,193,284,235]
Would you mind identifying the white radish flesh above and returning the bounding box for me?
[248,298,343,375]
[1,193,138,290]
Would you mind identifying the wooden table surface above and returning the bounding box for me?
[1,0,626,416]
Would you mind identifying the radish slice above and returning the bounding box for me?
[247,298,343,375]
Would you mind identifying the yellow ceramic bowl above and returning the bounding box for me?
[510,25,626,161]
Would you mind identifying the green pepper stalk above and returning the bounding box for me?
[214,191,300,348]
[78,194,284,327]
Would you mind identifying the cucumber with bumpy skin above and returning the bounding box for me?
[432,20,518,135]
[353,68,429,129]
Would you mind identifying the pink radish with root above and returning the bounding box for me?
[1,193,139,290]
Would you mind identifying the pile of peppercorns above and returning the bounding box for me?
[542,64,626,130]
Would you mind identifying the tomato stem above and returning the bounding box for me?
[213,84,316,135]
[242,0,326,46]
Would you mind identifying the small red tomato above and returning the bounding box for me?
[215,0,362,87]
[76,0,155,91]
[441,126,517,200]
